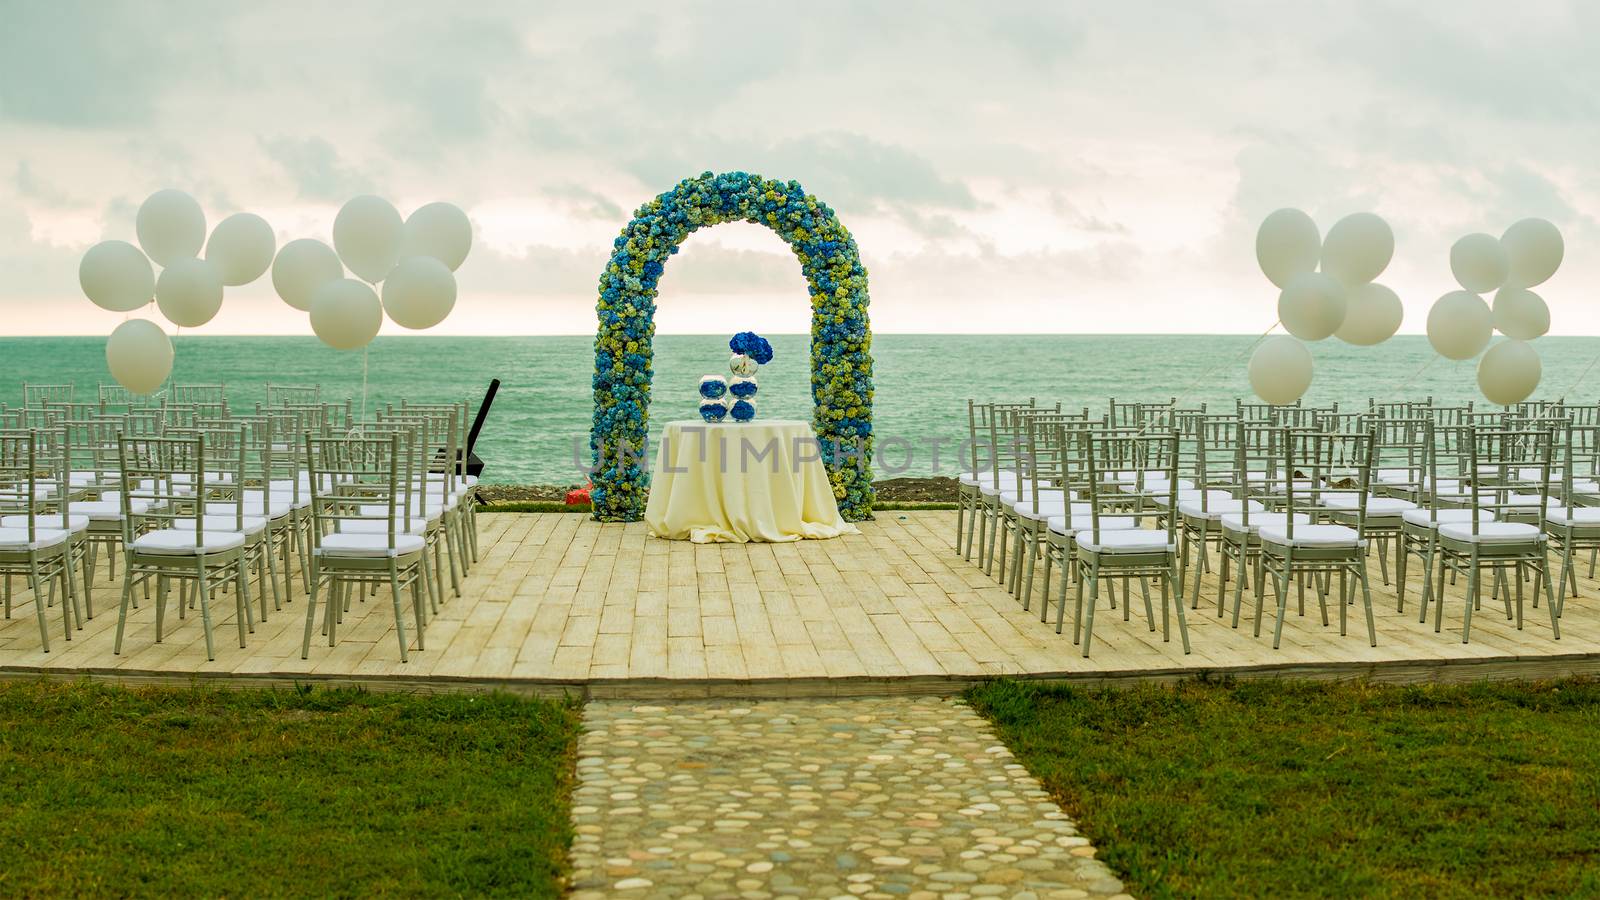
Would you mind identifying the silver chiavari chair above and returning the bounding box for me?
[1252,427,1378,649]
[113,432,255,661]
[300,433,430,663]
[0,429,84,649]
[1430,424,1560,642]
[1065,427,1189,657]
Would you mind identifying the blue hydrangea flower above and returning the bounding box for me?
[729,379,758,399]
[699,401,729,422]
[730,399,756,422]
[699,378,728,400]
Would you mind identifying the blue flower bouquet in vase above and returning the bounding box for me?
[698,376,730,421]
[727,332,773,422]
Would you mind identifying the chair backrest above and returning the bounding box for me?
[170,423,249,531]
[1080,428,1178,548]
[170,383,226,406]
[23,382,74,406]
[118,434,208,549]
[1554,421,1600,507]
[1465,424,1555,534]
[98,383,148,411]
[265,382,321,407]
[1370,415,1430,499]
[986,402,1049,494]
[42,401,102,424]
[381,406,460,509]
[0,429,70,540]
[1020,410,1090,518]
[1187,414,1242,513]
[305,434,406,554]
[1280,427,1375,542]
[1238,398,1295,424]
[1368,397,1431,420]
[1232,421,1287,531]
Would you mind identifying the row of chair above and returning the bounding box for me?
[957,397,1594,656]
[0,383,482,663]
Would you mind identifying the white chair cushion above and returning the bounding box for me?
[1177,497,1263,520]
[1220,512,1311,534]
[1047,513,1135,534]
[172,472,238,486]
[1402,508,1495,528]
[959,470,1018,487]
[268,490,313,510]
[339,517,429,536]
[0,526,71,551]
[131,529,247,555]
[1438,522,1544,544]
[318,532,426,558]
[1010,496,1086,519]
[1486,494,1563,512]
[1074,528,1175,553]
[1376,468,1417,484]
[1545,507,1600,526]
[0,514,88,533]
[1258,523,1363,548]
[226,495,294,519]
[1001,487,1073,507]
[1317,493,1417,515]
[68,499,152,521]
[171,514,268,537]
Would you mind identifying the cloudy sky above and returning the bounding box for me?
[1,0,1595,336]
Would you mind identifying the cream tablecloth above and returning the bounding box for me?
[644,419,860,543]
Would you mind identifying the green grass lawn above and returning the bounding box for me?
[968,678,1600,899]
[0,681,580,897]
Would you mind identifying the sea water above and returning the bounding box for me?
[3,334,1597,485]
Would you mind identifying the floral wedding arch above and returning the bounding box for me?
[589,171,875,522]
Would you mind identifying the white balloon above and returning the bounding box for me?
[332,195,404,283]
[204,212,276,286]
[1277,271,1347,341]
[1334,282,1403,346]
[271,238,344,311]
[155,257,224,328]
[1449,232,1509,293]
[1248,336,1313,405]
[1254,208,1320,289]
[1500,218,1563,288]
[79,240,155,312]
[1492,287,1550,340]
[1319,212,1394,285]
[105,318,174,395]
[1426,290,1493,360]
[382,256,457,329]
[1477,339,1542,406]
[310,278,383,350]
[400,201,472,271]
[135,189,207,267]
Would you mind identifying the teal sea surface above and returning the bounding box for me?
[3,335,1596,485]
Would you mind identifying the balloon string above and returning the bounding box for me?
[1139,319,1280,431]
[1560,353,1600,401]
[1395,355,1436,393]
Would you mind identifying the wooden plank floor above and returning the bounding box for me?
[3,511,1599,697]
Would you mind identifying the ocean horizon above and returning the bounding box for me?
[6,333,1597,485]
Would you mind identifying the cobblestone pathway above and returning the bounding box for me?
[568,697,1131,899]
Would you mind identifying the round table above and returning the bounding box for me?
[643,419,861,543]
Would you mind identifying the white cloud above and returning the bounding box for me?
[1,0,1597,335]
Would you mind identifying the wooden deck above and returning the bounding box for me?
[3,511,1598,697]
